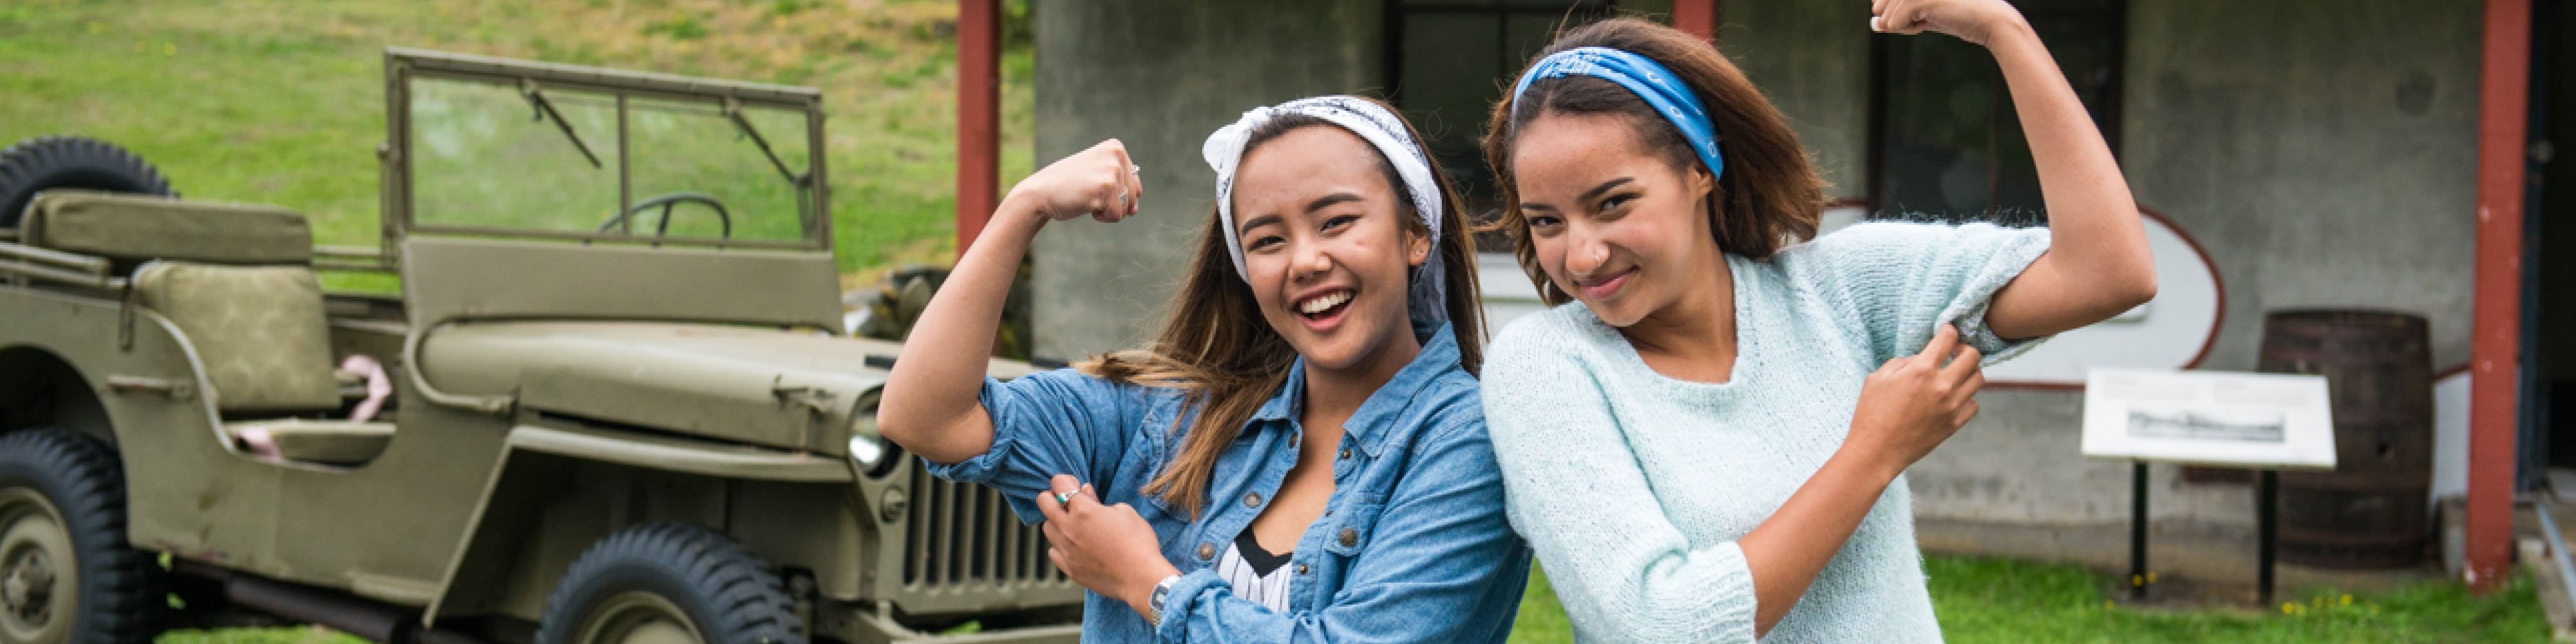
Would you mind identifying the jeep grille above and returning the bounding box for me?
[904,468,1071,587]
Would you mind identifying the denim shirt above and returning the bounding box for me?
[923,323,1531,643]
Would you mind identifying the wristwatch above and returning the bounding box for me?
[1147,573,1182,625]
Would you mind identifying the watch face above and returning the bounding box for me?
[1151,575,1177,611]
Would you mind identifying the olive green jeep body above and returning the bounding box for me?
[0,49,1080,644]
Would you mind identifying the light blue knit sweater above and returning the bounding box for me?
[1484,222,2051,643]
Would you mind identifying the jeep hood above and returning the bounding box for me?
[415,321,1039,453]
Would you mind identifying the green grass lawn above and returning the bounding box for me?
[1505,556,2552,644]
[0,0,1032,287]
[157,627,359,644]
[158,555,2546,644]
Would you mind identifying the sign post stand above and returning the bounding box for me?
[2130,460,2148,600]
[2087,369,2335,606]
[2258,469,2277,605]
[2128,465,2280,604]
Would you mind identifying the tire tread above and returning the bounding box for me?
[535,521,804,644]
[0,136,175,228]
[0,428,162,644]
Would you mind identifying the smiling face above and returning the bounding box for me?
[1508,111,1719,328]
[1231,125,1432,375]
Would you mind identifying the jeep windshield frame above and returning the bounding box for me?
[383,48,831,252]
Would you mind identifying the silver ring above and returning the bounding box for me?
[1130,163,1142,175]
[1053,491,1074,509]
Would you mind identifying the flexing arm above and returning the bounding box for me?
[1873,0,2157,339]
[878,140,1143,464]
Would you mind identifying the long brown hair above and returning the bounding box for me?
[1481,17,1826,305]
[1079,100,1484,517]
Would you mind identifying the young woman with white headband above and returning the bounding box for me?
[878,95,1530,642]
[1478,2,2157,641]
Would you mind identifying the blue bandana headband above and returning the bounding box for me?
[1510,46,1725,181]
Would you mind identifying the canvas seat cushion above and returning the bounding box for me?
[134,261,340,412]
[23,191,312,265]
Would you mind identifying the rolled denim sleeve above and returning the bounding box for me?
[1152,415,1533,643]
[919,368,1143,525]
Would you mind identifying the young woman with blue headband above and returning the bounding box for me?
[878,95,1530,642]
[1479,1,2156,641]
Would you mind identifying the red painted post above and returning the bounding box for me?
[2465,0,2531,595]
[1672,0,1718,42]
[956,0,1001,252]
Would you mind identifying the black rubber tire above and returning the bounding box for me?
[536,522,804,644]
[0,428,160,644]
[0,137,175,229]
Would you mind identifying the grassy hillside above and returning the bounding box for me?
[0,0,1032,282]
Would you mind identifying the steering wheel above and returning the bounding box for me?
[598,192,732,240]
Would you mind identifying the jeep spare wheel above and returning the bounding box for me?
[0,137,175,229]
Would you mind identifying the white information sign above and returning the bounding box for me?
[2080,368,2337,469]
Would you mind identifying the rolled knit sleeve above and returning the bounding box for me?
[1484,321,1759,644]
[919,368,1144,525]
[1797,221,2052,364]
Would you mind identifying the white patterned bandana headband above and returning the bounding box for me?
[1201,95,1450,328]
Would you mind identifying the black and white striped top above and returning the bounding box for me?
[1216,530,1293,611]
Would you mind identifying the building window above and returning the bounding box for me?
[1388,0,1616,227]
[1867,0,2124,225]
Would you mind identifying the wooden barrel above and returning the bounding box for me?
[2259,308,2434,569]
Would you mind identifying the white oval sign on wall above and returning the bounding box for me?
[1984,209,2223,386]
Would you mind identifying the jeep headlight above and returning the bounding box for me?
[849,414,890,471]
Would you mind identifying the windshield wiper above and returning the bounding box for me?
[723,99,806,187]
[519,79,603,169]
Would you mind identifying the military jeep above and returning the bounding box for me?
[0,48,1081,644]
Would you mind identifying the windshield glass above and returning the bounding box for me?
[407,75,820,245]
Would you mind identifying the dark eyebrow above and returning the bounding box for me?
[1305,191,1363,214]
[1239,214,1282,234]
[1244,192,1365,236]
[1520,177,1636,214]
[1579,177,1636,204]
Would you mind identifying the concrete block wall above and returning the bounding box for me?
[1715,0,1874,195]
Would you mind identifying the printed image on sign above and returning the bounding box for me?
[2080,368,2336,469]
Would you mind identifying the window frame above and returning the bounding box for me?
[1861,1,2128,222]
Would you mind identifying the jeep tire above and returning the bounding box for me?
[0,137,175,229]
[0,429,159,644]
[536,522,804,644]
